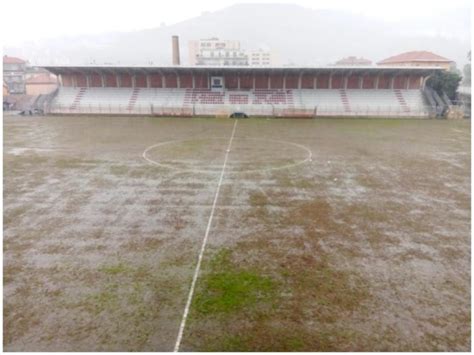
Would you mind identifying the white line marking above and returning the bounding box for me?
[143,137,312,174]
[173,120,238,352]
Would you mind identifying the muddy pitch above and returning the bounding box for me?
[3,116,470,351]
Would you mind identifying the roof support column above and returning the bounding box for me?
[313,75,317,90]
[358,75,363,89]
[146,73,150,88]
[86,73,90,88]
[117,73,122,88]
[176,72,180,89]
[343,74,348,89]
[405,76,410,90]
[298,71,302,89]
[101,73,105,88]
[421,76,429,90]
[267,72,270,89]
[237,72,241,89]
[390,75,395,89]
[161,71,166,88]
[131,74,136,88]
[192,72,195,89]
[72,74,77,88]
[252,72,255,90]
[375,74,380,89]
[328,72,333,89]
[283,72,287,89]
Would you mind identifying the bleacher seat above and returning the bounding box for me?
[49,87,431,117]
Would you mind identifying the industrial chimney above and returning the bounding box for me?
[172,35,180,65]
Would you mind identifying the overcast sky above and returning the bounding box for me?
[1,0,471,46]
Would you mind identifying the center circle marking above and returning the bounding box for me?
[142,137,312,174]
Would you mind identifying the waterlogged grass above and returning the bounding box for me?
[109,164,129,176]
[201,330,307,352]
[185,200,373,351]
[75,261,180,350]
[56,158,101,169]
[199,326,361,352]
[158,139,215,156]
[193,250,277,315]
[195,270,275,314]
[186,243,370,351]
[186,245,369,352]
[248,191,268,207]
[99,262,133,275]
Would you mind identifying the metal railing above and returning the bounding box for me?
[46,102,434,118]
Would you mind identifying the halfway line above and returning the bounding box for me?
[173,119,238,352]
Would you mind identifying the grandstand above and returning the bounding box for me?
[42,65,441,118]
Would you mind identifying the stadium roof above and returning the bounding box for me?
[42,65,442,76]
[378,51,452,64]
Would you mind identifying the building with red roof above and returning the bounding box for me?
[3,55,28,94]
[377,51,452,70]
[25,73,58,95]
[3,55,27,65]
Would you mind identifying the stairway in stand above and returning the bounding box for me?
[70,88,87,110]
[287,89,295,108]
[339,89,351,113]
[394,89,410,113]
[183,89,193,107]
[127,88,141,111]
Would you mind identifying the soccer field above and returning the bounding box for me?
[3,115,470,351]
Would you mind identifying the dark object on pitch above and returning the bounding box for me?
[229,112,249,118]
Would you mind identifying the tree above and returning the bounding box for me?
[426,70,462,101]
[463,50,471,85]
[463,64,471,84]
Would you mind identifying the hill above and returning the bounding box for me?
[4,3,470,67]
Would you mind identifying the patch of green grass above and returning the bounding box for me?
[193,249,277,315]
[99,262,133,275]
[274,173,314,189]
[248,191,268,207]
[86,284,120,313]
[109,165,129,176]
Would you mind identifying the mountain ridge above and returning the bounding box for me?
[4,3,470,67]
